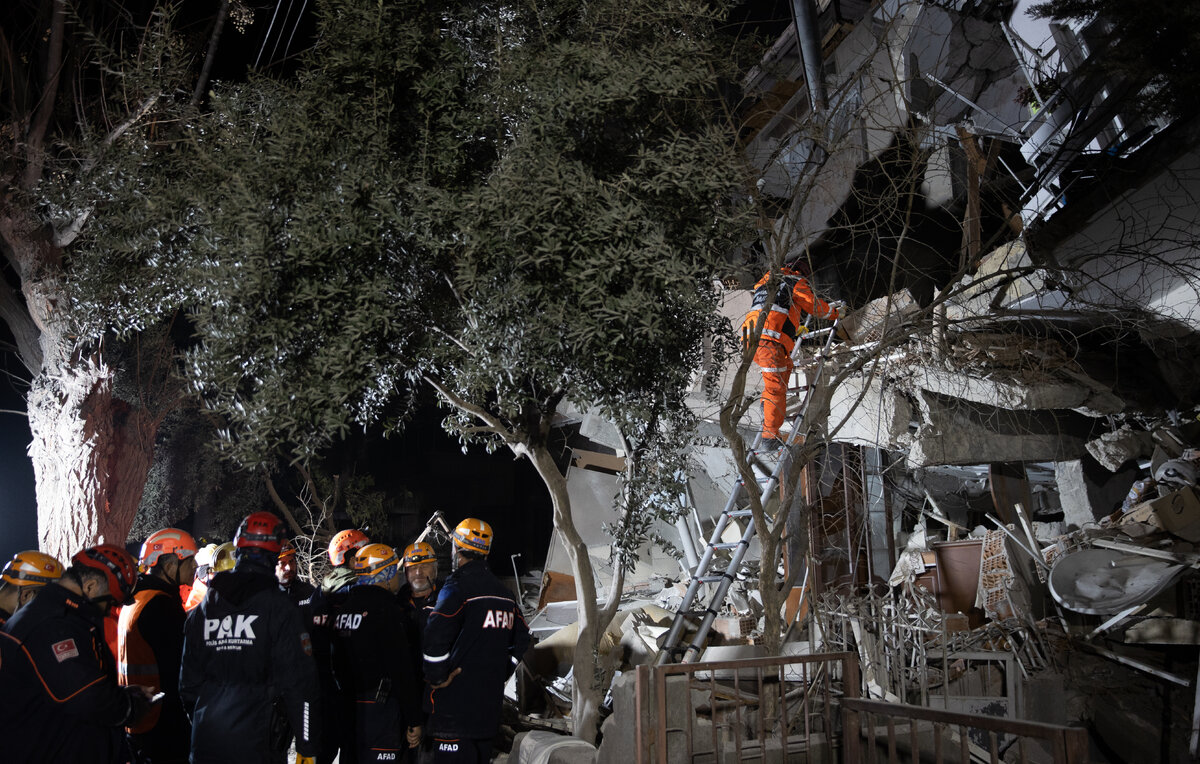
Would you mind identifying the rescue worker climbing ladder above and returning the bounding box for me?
[659,266,845,663]
[741,263,840,449]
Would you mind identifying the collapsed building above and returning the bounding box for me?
[507,0,1200,761]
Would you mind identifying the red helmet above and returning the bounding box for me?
[72,544,137,605]
[234,512,287,553]
[328,529,369,566]
[402,541,436,567]
[138,528,199,571]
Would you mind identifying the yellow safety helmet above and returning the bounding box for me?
[212,542,237,573]
[451,518,493,556]
[1,551,65,588]
[352,543,400,583]
[402,541,436,567]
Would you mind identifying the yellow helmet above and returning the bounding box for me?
[451,518,493,556]
[402,541,436,567]
[1,551,64,588]
[352,543,400,583]
[212,542,237,573]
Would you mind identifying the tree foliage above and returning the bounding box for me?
[68,0,468,467]
[67,0,751,741]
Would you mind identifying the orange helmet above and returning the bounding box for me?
[234,512,287,553]
[328,529,369,566]
[451,518,493,556]
[277,541,298,565]
[72,544,137,605]
[1,551,64,588]
[352,543,400,582]
[138,528,199,571]
[402,541,436,567]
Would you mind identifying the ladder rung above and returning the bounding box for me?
[695,574,732,583]
[726,509,755,517]
[710,542,745,550]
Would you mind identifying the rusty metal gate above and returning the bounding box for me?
[634,652,861,763]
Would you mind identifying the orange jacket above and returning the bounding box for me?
[183,578,207,612]
[117,588,168,733]
[741,268,836,353]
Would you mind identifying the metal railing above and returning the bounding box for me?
[634,652,861,764]
[842,697,1090,763]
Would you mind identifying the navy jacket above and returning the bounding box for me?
[180,563,321,762]
[0,583,136,763]
[422,559,530,739]
[280,577,316,608]
[330,583,423,758]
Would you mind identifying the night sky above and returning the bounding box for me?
[0,356,37,564]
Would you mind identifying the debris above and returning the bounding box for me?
[977,529,1020,621]
[1047,548,1186,615]
[1120,486,1200,542]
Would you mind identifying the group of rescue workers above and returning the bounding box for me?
[0,511,529,764]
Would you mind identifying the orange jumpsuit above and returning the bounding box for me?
[741,269,836,440]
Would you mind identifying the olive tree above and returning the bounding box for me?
[70,0,749,743]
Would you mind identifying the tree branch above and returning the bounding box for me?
[55,94,159,248]
[263,470,306,538]
[0,270,41,372]
[192,0,230,107]
[423,374,525,450]
[23,0,66,189]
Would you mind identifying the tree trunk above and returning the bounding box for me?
[1,206,159,560]
[527,442,611,744]
[26,350,158,560]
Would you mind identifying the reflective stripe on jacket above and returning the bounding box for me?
[741,269,836,353]
[117,588,167,733]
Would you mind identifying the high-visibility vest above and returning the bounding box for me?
[184,578,207,611]
[741,269,835,353]
[117,588,167,734]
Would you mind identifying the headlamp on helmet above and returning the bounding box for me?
[402,541,436,568]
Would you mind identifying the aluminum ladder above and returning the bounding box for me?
[658,317,842,663]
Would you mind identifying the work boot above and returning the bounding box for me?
[758,437,785,454]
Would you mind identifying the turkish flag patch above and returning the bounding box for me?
[52,639,79,662]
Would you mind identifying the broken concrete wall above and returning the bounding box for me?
[827,373,913,450]
[1051,149,1200,332]
[906,390,1091,467]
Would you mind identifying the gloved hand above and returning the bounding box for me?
[295,755,316,764]
[124,685,157,727]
